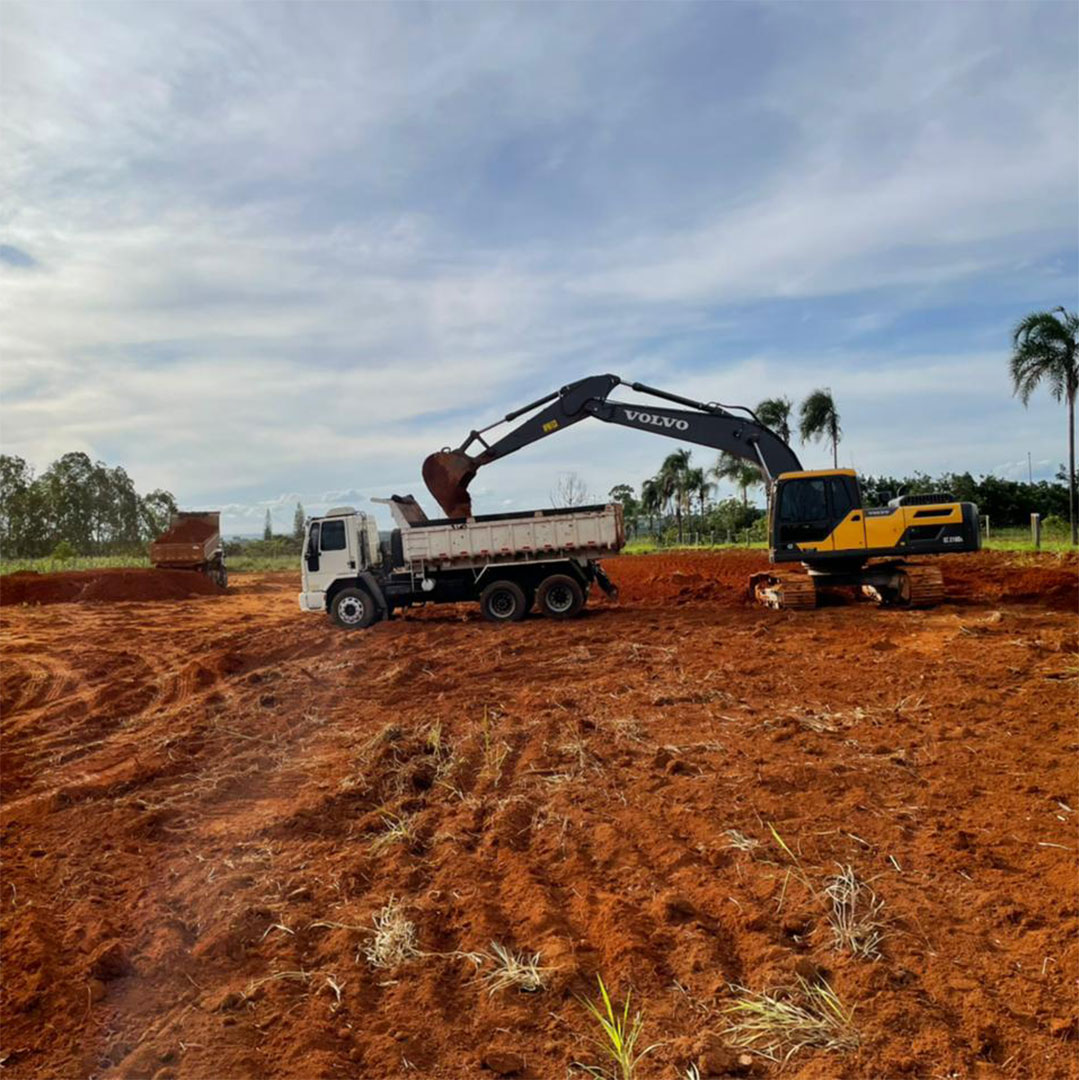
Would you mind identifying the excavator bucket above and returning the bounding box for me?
[422,450,478,518]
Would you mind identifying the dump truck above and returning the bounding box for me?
[150,512,227,588]
[299,496,623,628]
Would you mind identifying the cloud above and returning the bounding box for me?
[0,1,1075,533]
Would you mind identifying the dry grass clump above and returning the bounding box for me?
[724,829,760,852]
[369,811,415,852]
[362,898,420,969]
[481,941,549,994]
[824,864,886,959]
[725,976,859,1062]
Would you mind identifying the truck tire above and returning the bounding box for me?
[479,580,528,623]
[537,573,585,619]
[331,587,379,629]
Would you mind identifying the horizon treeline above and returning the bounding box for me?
[612,460,1073,540]
[0,452,178,558]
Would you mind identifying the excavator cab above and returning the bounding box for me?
[771,470,865,558]
[769,469,979,566]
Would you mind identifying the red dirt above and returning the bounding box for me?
[0,568,224,607]
[1,550,1076,1079]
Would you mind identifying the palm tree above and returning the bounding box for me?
[640,477,664,538]
[658,450,692,543]
[1010,307,1079,544]
[799,389,841,468]
[756,397,793,444]
[685,466,713,526]
[710,451,761,508]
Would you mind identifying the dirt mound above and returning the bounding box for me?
[941,550,1077,611]
[605,549,769,604]
[604,548,1077,609]
[0,568,224,606]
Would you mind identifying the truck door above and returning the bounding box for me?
[316,518,353,583]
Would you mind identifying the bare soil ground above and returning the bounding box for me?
[1,551,1076,1080]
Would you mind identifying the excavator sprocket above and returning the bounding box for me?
[859,561,945,608]
[899,563,944,608]
[749,572,818,611]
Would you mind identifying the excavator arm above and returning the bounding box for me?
[423,373,802,517]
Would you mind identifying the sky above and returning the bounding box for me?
[2,1,1077,534]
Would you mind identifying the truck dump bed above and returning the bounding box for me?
[381,500,624,568]
[150,512,221,568]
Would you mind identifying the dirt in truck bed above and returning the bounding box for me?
[1,550,1076,1079]
[153,517,220,545]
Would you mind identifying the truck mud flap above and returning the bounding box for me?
[593,564,619,602]
[358,571,390,618]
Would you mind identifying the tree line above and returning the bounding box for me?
[610,459,1073,544]
[0,452,178,558]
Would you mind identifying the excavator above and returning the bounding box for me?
[422,373,980,609]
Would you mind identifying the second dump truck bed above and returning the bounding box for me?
[150,512,227,587]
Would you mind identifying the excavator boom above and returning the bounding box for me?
[423,374,801,517]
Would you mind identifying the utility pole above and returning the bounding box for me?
[1028,451,1033,484]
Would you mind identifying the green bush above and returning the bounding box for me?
[50,540,76,560]
[1040,515,1070,539]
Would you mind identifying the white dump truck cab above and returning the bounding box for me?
[299,507,382,619]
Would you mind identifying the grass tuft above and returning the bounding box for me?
[724,829,760,852]
[481,941,550,994]
[362,898,420,969]
[575,976,660,1080]
[369,812,415,852]
[824,865,886,959]
[725,976,859,1062]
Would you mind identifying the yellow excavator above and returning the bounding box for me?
[422,374,980,609]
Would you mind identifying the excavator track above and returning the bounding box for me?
[899,563,944,608]
[749,572,818,610]
[859,561,945,608]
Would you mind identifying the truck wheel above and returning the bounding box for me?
[331,587,379,629]
[479,580,528,623]
[537,574,585,619]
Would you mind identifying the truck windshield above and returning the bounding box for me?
[320,520,346,551]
